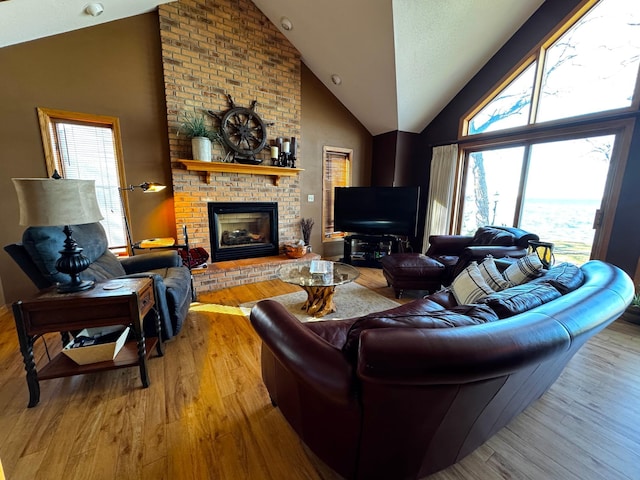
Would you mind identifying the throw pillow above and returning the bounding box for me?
[450,261,495,305]
[471,226,514,246]
[502,253,543,286]
[478,257,509,291]
[528,262,584,294]
[478,282,562,318]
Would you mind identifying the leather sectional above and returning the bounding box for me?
[250,260,634,479]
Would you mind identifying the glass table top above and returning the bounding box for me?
[277,260,360,287]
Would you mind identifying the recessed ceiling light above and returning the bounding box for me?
[85,3,104,17]
[331,74,342,86]
[280,17,293,31]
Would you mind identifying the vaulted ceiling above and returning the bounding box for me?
[0,0,545,135]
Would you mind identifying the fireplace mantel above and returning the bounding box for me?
[177,159,303,186]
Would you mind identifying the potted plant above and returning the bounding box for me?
[622,286,640,325]
[178,112,221,162]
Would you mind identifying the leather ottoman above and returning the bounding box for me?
[380,253,445,298]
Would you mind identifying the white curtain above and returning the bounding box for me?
[422,144,458,252]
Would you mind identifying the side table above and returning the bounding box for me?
[12,277,164,407]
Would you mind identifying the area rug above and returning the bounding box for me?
[238,282,401,322]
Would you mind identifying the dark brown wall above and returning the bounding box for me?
[372,131,426,187]
[372,132,397,186]
[300,63,373,258]
[372,131,427,249]
[0,14,175,304]
[419,0,640,276]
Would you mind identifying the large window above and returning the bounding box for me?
[459,126,626,264]
[322,146,352,241]
[37,108,128,249]
[457,0,640,264]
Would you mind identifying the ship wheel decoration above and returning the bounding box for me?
[207,94,272,164]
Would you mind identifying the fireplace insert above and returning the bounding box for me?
[208,202,279,262]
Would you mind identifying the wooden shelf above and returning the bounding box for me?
[177,159,303,186]
[38,339,159,380]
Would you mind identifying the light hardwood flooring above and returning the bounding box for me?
[0,268,638,479]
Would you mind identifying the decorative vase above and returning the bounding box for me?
[191,136,212,162]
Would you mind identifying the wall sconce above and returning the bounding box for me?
[272,137,297,168]
[119,181,166,254]
[529,240,554,269]
[12,177,104,293]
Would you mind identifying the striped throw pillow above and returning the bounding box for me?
[503,253,543,286]
[451,262,495,305]
[478,257,509,291]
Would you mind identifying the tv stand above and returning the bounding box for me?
[343,234,399,268]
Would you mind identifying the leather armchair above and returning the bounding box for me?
[5,222,191,339]
[426,225,539,285]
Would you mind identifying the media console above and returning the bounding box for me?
[342,234,400,268]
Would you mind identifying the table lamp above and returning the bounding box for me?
[12,177,104,293]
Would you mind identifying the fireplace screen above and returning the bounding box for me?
[208,202,279,261]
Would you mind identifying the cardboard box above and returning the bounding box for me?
[62,326,130,365]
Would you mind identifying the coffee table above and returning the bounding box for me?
[277,260,360,317]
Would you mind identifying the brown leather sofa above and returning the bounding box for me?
[250,260,633,479]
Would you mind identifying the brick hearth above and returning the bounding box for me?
[193,252,320,293]
[158,0,304,294]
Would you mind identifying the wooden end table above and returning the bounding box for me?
[12,277,164,407]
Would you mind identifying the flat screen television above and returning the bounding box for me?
[334,186,420,236]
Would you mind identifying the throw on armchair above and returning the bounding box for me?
[426,225,539,285]
[4,222,191,340]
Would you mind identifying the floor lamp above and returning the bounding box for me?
[12,177,104,292]
[119,182,166,255]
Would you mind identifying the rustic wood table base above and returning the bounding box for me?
[300,285,336,317]
[278,261,360,319]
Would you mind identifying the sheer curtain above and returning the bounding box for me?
[422,144,458,252]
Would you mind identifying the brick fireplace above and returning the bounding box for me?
[158,0,304,294]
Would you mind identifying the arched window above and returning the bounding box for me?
[464,0,639,136]
[456,0,640,264]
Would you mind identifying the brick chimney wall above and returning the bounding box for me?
[158,0,302,293]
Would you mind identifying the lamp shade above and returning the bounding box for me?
[12,178,104,227]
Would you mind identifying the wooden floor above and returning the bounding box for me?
[0,268,638,479]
